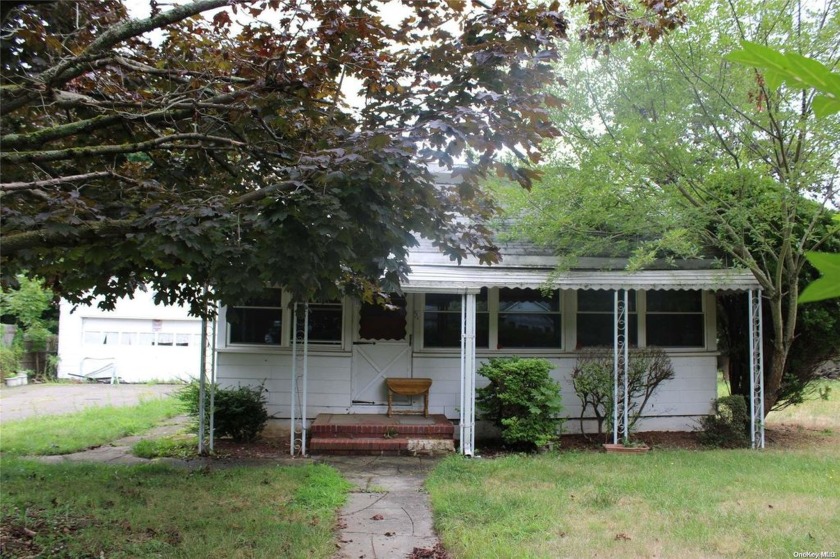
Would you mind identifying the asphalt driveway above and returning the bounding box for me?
[0,383,179,423]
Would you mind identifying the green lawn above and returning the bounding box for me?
[0,397,182,456]
[426,379,840,559]
[0,459,349,558]
[0,397,350,558]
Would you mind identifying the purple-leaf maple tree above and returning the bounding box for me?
[0,0,683,314]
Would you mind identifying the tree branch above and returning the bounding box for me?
[1,171,114,192]
[2,133,247,164]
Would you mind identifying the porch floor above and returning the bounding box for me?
[309,414,455,455]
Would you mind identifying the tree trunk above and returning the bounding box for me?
[717,293,783,416]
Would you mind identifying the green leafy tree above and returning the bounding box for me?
[0,0,684,314]
[497,0,839,413]
[727,41,840,304]
[0,275,57,376]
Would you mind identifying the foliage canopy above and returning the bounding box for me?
[0,0,683,314]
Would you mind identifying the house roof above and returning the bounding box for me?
[402,238,760,293]
[402,264,759,293]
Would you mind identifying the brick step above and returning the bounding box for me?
[310,414,454,438]
[309,436,454,456]
[312,431,452,440]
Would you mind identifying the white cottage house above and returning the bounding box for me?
[213,239,765,455]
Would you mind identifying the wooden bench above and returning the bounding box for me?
[385,378,433,417]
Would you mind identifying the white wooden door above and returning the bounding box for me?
[351,296,412,407]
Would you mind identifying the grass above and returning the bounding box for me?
[426,379,840,559]
[0,397,181,456]
[132,435,198,460]
[0,459,350,558]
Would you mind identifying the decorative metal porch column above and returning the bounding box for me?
[613,289,630,444]
[459,290,478,456]
[290,302,310,456]
[748,289,765,449]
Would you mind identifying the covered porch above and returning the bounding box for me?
[273,265,765,456]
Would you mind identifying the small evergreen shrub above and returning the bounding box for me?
[178,381,269,443]
[698,394,749,448]
[476,357,564,450]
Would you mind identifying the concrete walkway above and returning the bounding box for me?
[324,455,442,559]
[34,414,190,466]
[0,383,178,422]
[2,384,445,558]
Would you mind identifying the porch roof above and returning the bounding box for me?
[402,265,759,293]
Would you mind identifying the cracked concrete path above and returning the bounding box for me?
[33,415,190,466]
[323,455,441,559]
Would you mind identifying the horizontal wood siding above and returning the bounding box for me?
[218,351,717,431]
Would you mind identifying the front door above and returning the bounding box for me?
[351,295,412,407]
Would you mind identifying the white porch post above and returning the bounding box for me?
[198,316,208,455]
[301,302,310,456]
[613,289,629,444]
[748,289,765,449]
[209,312,217,452]
[459,289,478,456]
[290,303,298,456]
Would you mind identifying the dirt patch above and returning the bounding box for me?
[201,423,836,461]
[209,438,291,460]
[0,507,95,558]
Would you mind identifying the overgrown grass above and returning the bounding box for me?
[427,380,840,558]
[0,459,350,558]
[0,397,181,456]
[132,435,197,460]
[766,379,840,431]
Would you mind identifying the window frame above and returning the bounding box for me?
[223,290,347,350]
[642,289,707,349]
[421,289,490,349]
[418,288,565,353]
[575,289,638,350]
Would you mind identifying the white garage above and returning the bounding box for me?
[58,291,202,383]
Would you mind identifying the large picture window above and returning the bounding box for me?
[646,290,704,347]
[227,289,282,345]
[576,290,638,348]
[498,288,561,349]
[423,290,489,348]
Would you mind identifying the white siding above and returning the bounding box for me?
[217,350,718,433]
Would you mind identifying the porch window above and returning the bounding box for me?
[576,290,638,348]
[227,289,282,345]
[646,290,704,347]
[497,288,561,348]
[298,301,343,344]
[423,289,489,348]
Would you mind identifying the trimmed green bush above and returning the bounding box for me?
[698,394,749,448]
[178,381,269,443]
[476,357,564,449]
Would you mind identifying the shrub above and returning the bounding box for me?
[571,347,675,440]
[178,381,269,443]
[0,344,22,378]
[476,357,564,450]
[698,395,749,448]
